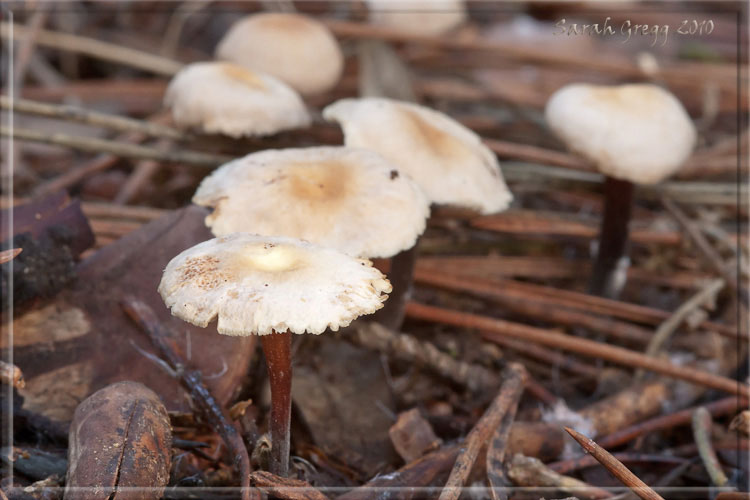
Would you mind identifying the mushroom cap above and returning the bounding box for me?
[545,83,696,184]
[366,0,466,36]
[158,233,392,336]
[164,61,310,137]
[215,13,343,96]
[193,147,430,259]
[323,97,512,215]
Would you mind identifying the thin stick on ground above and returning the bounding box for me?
[121,297,257,500]
[2,126,231,167]
[438,363,527,500]
[1,96,186,140]
[662,196,748,304]
[406,302,750,399]
[637,278,725,380]
[565,427,665,500]
[1,21,184,76]
[692,406,729,486]
[597,395,746,449]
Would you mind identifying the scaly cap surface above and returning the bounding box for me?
[158,234,392,336]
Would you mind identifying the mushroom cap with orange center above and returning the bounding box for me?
[545,83,696,184]
[158,233,392,336]
[164,61,310,137]
[192,146,431,259]
[215,13,343,96]
[323,97,512,215]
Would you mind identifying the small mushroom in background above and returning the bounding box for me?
[323,97,513,329]
[158,233,392,477]
[215,12,344,96]
[192,146,430,259]
[545,83,696,298]
[164,61,310,138]
[365,0,467,36]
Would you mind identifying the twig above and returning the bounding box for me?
[438,363,527,500]
[1,96,185,140]
[597,395,746,449]
[2,126,230,167]
[507,453,613,500]
[0,360,25,389]
[417,264,739,340]
[121,297,257,500]
[81,202,169,222]
[350,321,498,393]
[485,138,594,172]
[565,427,665,500]
[662,196,748,303]
[638,278,725,378]
[405,302,750,399]
[1,21,184,76]
[115,158,163,204]
[548,453,688,476]
[486,395,522,500]
[692,407,729,486]
[415,269,658,345]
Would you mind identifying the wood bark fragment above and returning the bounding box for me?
[249,471,329,500]
[64,381,172,500]
[389,409,442,463]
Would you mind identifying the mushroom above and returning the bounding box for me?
[192,146,431,259]
[215,13,343,96]
[545,83,696,298]
[323,97,512,328]
[164,61,310,138]
[158,233,392,476]
[365,0,467,36]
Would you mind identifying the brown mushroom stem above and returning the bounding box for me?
[260,330,292,477]
[373,245,418,331]
[589,176,634,299]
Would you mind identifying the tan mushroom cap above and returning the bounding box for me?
[164,61,310,138]
[323,98,512,215]
[215,13,343,96]
[193,147,430,258]
[545,83,696,185]
[366,0,466,36]
[158,233,392,336]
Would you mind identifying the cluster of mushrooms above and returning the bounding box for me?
[157,10,697,479]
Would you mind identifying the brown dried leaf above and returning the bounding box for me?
[65,381,172,500]
[389,408,441,463]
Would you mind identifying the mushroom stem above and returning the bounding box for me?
[589,176,634,299]
[373,244,418,331]
[260,330,292,477]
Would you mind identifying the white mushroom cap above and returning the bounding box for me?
[323,98,512,215]
[193,147,430,259]
[164,61,310,137]
[215,13,343,96]
[545,83,696,185]
[366,0,466,36]
[158,233,392,336]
